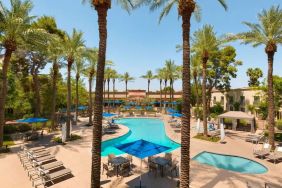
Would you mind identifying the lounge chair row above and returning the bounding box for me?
[253,143,282,164]
[18,146,72,187]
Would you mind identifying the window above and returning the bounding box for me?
[229,96,234,104]
[253,96,260,105]
[213,96,216,104]
[241,107,245,112]
[240,96,245,105]
[221,96,224,105]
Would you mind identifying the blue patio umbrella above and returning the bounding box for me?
[167,108,178,114]
[102,112,117,118]
[16,117,48,123]
[170,113,183,118]
[115,139,170,187]
[77,105,88,111]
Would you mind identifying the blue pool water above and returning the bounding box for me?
[101,118,180,156]
[193,151,268,174]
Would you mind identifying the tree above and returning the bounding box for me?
[82,0,134,186]
[104,67,112,112]
[192,25,220,137]
[111,69,119,107]
[141,70,154,98]
[164,60,178,107]
[234,5,282,149]
[0,0,49,146]
[73,58,85,124]
[139,0,228,185]
[120,72,134,100]
[156,68,166,111]
[246,68,263,87]
[191,55,202,113]
[62,29,85,140]
[83,48,98,126]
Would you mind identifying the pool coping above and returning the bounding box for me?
[192,150,269,174]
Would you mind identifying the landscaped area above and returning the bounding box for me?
[1,0,282,188]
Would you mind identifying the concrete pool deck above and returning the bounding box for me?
[0,115,281,188]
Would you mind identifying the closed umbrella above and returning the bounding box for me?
[220,123,225,143]
[115,139,170,188]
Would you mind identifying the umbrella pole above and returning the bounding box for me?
[139,159,142,188]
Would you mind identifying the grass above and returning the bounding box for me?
[52,134,82,144]
[3,135,15,146]
[193,134,220,142]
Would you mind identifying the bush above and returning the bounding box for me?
[52,134,82,144]
[224,118,232,124]
[210,102,224,115]
[264,132,282,142]
[4,125,18,134]
[194,107,203,120]
[239,119,248,126]
[276,120,282,130]
[18,124,32,132]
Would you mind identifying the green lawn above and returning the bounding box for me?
[3,135,15,146]
[193,134,220,142]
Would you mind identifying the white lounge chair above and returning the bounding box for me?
[267,146,282,164]
[253,143,271,159]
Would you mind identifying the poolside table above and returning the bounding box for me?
[152,157,170,177]
[111,156,129,176]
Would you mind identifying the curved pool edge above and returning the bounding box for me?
[102,124,129,142]
[192,151,268,174]
[101,117,181,157]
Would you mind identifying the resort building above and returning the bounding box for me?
[211,87,282,120]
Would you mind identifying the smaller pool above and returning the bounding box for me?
[192,151,268,174]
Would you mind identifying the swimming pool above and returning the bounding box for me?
[101,118,180,156]
[193,151,268,174]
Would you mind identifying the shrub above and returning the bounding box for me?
[194,107,203,120]
[239,119,248,126]
[193,134,220,142]
[224,118,232,124]
[4,125,18,134]
[18,124,32,132]
[276,120,282,130]
[52,134,82,144]
[264,132,282,142]
[210,102,224,115]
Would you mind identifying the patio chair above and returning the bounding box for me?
[209,129,220,137]
[127,155,133,165]
[148,162,158,177]
[29,161,64,180]
[108,154,116,165]
[164,153,172,166]
[267,146,282,164]
[253,143,271,159]
[120,162,131,176]
[103,128,116,134]
[265,182,282,188]
[168,159,179,178]
[34,168,72,188]
[246,135,265,144]
[102,163,114,178]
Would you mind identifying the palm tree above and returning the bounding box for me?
[120,72,134,100]
[82,1,134,186]
[73,58,85,124]
[192,25,220,137]
[191,55,202,112]
[163,68,169,109]
[83,48,98,126]
[0,0,49,146]
[105,67,113,112]
[141,0,227,186]
[111,69,119,107]
[165,60,177,106]
[62,29,85,139]
[156,68,166,111]
[234,6,282,149]
[141,70,154,98]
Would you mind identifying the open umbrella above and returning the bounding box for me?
[115,139,170,188]
[169,113,182,118]
[102,112,117,118]
[16,118,48,123]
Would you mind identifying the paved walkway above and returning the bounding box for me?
[0,116,281,188]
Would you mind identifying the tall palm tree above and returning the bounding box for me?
[120,72,134,100]
[234,6,282,149]
[0,0,49,146]
[165,59,177,106]
[191,55,202,113]
[141,70,154,99]
[141,0,227,186]
[73,58,85,124]
[83,48,98,126]
[104,67,112,112]
[82,1,134,187]
[111,69,119,107]
[192,25,220,137]
[163,68,169,109]
[62,29,85,139]
[156,68,166,111]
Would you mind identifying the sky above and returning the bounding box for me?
[3,0,282,91]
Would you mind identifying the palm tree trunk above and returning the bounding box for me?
[267,51,275,149]
[89,74,93,126]
[170,79,172,107]
[172,80,174,106]
[51,62,58,130]
[32,64,41,117]
[160,80,162,111]
[107,79,110,112]
[91,6,108,188]
[180,2,194,187]
[202,58,208,137]
[147,80,150,98]
[103,80,106,99]
[164,80,167,109]
[66,61,72,140]
[194,73,200,108]
[75,74,79,124]
[0,49,13,147]
[125,81,128,100]
[113,79,116,107]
